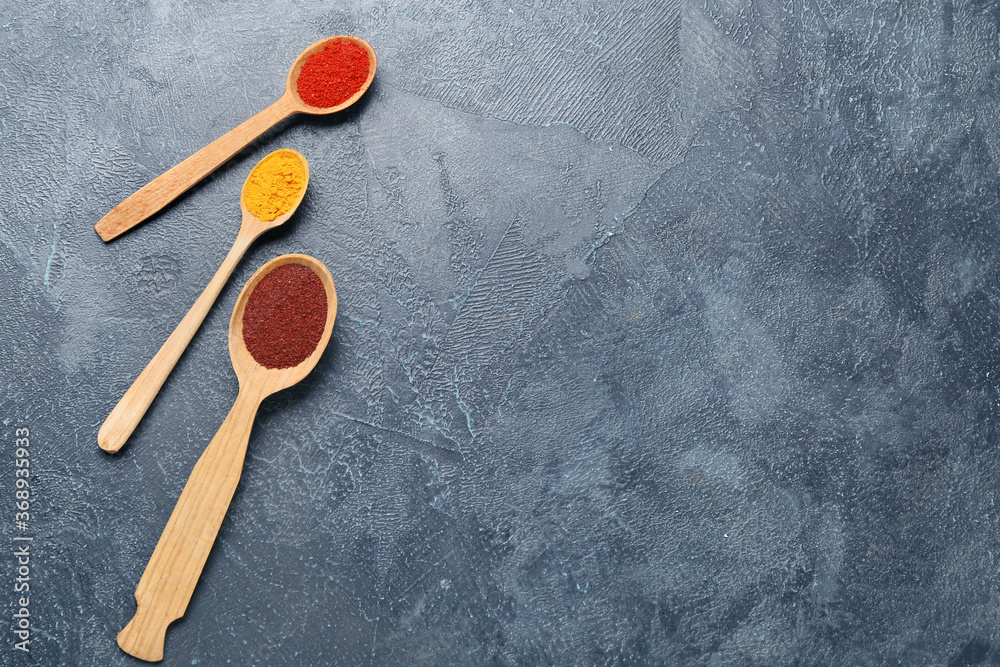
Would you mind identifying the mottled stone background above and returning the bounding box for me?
[1,0,999,664]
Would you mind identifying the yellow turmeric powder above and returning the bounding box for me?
[243,149,308,221]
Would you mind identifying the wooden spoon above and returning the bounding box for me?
[94,35,376,242]
[97,148,309,454]
[116,254,338,662]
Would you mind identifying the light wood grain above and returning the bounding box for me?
[117,255,337,662]
[115,384,263,662]
[95,35,376,242]
[94,97,297,242]
[98,150,310,454]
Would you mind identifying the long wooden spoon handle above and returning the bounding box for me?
[117,387,263,662]
[95,95,298,242]
[98,231,255,453]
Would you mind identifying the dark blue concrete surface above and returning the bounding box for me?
[2,0,999,664]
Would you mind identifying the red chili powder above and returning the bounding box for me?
[296,40,370,108]
[242,264,328,369]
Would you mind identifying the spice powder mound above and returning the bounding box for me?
[242,264,327,369]
[296,40,370,108]
[243,150,306,222]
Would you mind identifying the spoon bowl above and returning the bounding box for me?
[285,35,378,114]
[229,254,338,390]
[117,254,337,662]
[239,147,311,227]
[98,149,310,454]
[95,36,375,241]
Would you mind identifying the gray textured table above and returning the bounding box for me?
[1,1,997,665]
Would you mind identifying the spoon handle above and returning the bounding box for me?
[98,229,255,453]
[95,95,298,242]
[117,386,264,662]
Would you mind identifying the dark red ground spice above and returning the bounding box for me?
[242,264,328,369]
[296,40,370,108]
